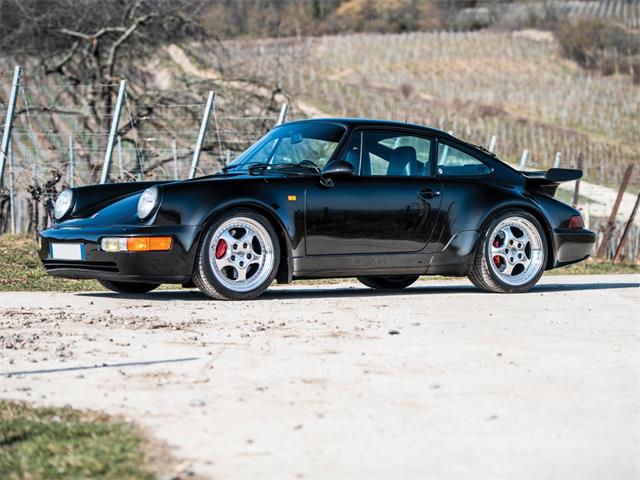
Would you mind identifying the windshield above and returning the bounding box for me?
[223,122,346,173]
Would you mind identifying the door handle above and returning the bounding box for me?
[418,188,440,199]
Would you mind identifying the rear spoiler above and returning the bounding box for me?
[522,168,582,195]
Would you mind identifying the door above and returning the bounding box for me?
[305,130,443,256]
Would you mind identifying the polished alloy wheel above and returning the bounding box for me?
[487,216,544,286]
[208,217,275,293]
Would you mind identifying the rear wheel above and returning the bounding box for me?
[357,275,420,290]
[193,209,280,300]
[98,279,160,294]
[468,210,547,293]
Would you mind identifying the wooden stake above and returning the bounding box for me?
[596,164,634,259]
[613,192,640,263]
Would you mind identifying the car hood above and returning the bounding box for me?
[58,193,142,227]
[55,172,311,228]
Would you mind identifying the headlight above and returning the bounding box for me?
[54,189,74,220]
[137,187,159,220]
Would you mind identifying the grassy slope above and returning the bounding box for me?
[0,235,637,292]
[0,400,157,479]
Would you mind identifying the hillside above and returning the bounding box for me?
[191,29,639,189]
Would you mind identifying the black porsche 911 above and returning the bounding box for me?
[39,118,595,300]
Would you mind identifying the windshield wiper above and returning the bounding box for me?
[248,162,320,175]
[219,162,263,174]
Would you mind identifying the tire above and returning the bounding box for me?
[193,209,280,300]
[98,279,160,294]
[357,275,420,290]
[468,209,547,293]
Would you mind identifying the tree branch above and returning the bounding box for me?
[107,13,158,78]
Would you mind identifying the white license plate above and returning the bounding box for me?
[50,243,85,261]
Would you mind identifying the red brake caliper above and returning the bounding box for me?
[215,239,227,259]
[492,237,501,267]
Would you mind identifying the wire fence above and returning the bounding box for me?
[0,65,282,234]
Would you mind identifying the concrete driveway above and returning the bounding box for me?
[2,274,639,479]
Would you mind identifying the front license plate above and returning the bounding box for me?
[50,243,85,261]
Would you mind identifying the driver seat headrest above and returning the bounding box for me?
[387,146,417,176]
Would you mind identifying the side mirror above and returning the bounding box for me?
[321,160,355,178]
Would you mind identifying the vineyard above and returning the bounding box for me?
[193,29,639,190]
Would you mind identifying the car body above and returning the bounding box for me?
[39,118,596,299]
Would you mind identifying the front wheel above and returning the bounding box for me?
[468,210,547,293]
[357,275,420,290]
[98,279,160,294]
[193,209,280,300]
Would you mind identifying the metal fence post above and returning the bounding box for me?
[189,91,215,179]
[68,133,75,187]
[172,139,179,180]
[276,102,288,126]
[488,135,497,153]
[0,65,21,188]
[8,141,16,234]
[100,79,127,184]
[518,149,529,170]
[572,152,583,208]
[117,136,124,181]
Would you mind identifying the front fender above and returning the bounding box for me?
[154,177,306,256]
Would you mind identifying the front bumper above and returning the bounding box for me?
[552,228,596,268]
[39,225,200,284]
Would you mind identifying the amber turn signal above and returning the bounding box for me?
[126,236,173,252]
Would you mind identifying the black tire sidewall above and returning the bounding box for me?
[482,210,547,293]
[196,209,280,300]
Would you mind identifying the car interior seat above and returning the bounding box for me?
[387,146,417,176]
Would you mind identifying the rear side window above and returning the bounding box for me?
[437,143,491,176]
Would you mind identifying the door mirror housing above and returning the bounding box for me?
[321,160,355,178]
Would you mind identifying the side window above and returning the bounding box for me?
[358,131,432,177]
[437,143,492,176]
[340,132,362,173]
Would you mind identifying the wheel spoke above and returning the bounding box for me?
[490,244,506,257]
[214,255,234,269]
[235,267,247,282]
[239,229,254,245]
[502,227,516,246]
[219,231,237,249]
[502,262,516,275]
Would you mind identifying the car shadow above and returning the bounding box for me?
[1,356,198,377]
[77,281,640,302]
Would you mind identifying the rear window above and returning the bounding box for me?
[437,143,491,176]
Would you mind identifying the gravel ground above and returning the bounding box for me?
[1,274,639,479]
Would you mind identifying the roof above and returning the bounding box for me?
[281,117,453,139]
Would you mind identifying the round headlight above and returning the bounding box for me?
[54,189,74,220]
[137,187,159,220]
